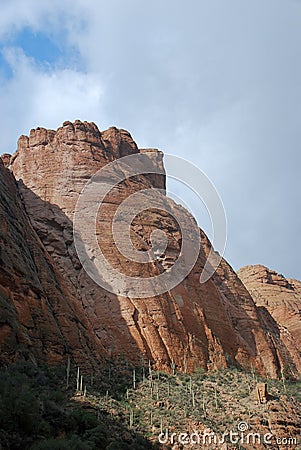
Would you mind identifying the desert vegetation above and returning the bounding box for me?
[0,360,300,449]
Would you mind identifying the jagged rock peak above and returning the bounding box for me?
[6,120,301,378]
[16,120,139,159]
[238,264,294,290]
[12,120,165,195]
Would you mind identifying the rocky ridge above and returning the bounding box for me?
[0,120,299,379]
[238,265,301,375]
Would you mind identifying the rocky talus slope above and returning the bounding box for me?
[238,265,301,375]
[0,120,300,379]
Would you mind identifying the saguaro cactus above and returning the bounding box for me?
[183,353,187,373]
[76,367,80,392]
[66,356,70,389]
[129,409,134,427]
[170,358,176,376]
[192,390,195,407]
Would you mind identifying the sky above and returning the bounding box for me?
[0,0,300,280]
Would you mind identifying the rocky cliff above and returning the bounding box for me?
[238,265,301,376]
[0,157,105,368]
[0,120,299,378]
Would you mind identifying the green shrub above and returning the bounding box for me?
[66,408,98,434]
[32,438,70,450]
[32,435,92,450]
[84,424,108,448]
[107,441,132,450]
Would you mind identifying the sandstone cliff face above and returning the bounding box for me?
[0,154,11,167]
[4,120,299,377]
[0,157,104,368]
[238,265,301,376]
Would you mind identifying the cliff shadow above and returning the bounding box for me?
[16,181,155,387]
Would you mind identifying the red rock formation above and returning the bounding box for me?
[0,153,11,167]
[0,157,105,368]
[238,265,301,376]
[3,120,299,377]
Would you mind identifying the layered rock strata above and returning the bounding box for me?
[0,120,297,377]
[238,265,301,375]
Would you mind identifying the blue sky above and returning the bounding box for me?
[0,24,81,75]
[8,28,66,65]
[0,50,13,78]
[0,0,300,280]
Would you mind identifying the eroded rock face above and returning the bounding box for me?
[0,158,104,368]
[6,120,300,377]
[0,154,11,167]
[238,265,301,376]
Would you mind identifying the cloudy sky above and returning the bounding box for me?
[0,0,300,280]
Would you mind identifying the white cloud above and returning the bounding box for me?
[0,0,300,279]
[0,47,104,152]
[0,0,77,39]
